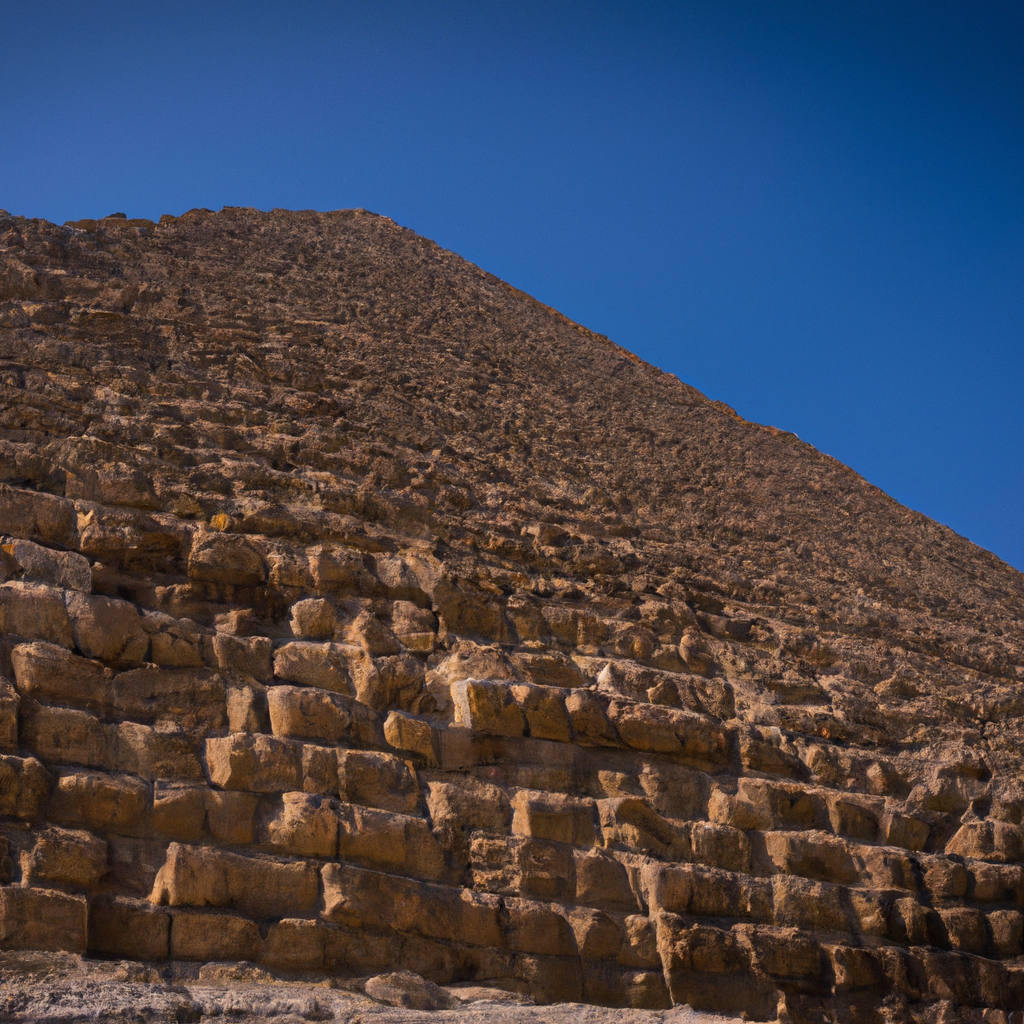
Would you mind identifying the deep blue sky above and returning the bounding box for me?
[2,2,1022,571]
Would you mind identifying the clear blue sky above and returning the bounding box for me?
[2,2,1022,571]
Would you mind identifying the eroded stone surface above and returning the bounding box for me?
[1,206,1024,1023]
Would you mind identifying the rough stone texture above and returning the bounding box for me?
[1,206,1024,1022]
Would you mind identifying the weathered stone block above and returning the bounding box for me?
[170,908,261,961]
[188,532,266,586]
[2,539,91,592]
[338,749,420,814]
[607,700,731,765]
[511,684,571,742]
[947,820,1024,863]
[111,666,226,730]
[290,597,338,640]
[564,689,618,745]
[206,789,258,845]
[988,909,1024,958]
[881,809,930,852]
[144,612,205,668]
[19,701,112,771]
[764,831,861,885]
[425,778,511,833]
[151,842,319,920]
[384,710,439,765]
[263,791,340,857]
[687,821,751,873]
[0,582,73,647]
[451,679,525,737]
[505,897,577,956]
[0,884,87,953]
[213,632,273,682]
[356,652,425,711]
[65,592,147,666]
[47,769,147,832]
[939,906,988,954]
[88,895,170,960]
[226,681,267,733]
[261,918,326,971]
[273,641,355,694]
[204,732,300,792]
[152,784,208,841]
[771,875,854,933]
[511,650,586,688]
[0,676,18,751]
[512,789,596,846]
[0,485,78,550]
[574,848,639,912]
[11,641,112,711]
[569,907,624,960]
[337,802,445,881]
[598,796,686,859]
[470,834,574,902]
[20,826,107,888]
[267,684,382,748]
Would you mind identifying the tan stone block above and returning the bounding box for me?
[450,680,525,737]
[152,784,207,841]
[0,484,78,550]
[213,632,273,682]
[337,803,445,881]
[425,778,511,832]
[11,641,112,711]
[827,944,885,991]
[881,809,930,852]
[113,720,203,782]
[570,907,624,959]
[828,793,883,841]
[384,711,439,765]
[263,791,340,857]
[988,909,1024,958]
[273,641,354,694]
[19,701,112,771]
[290,598,338,640]
[0,581,73,647]
[338,749,420,814]
[300,743,338,795]
[0,677,18,752]
[598,796,686,859]
[226,682,268,733]
[357,653,425,712]
[88,895,170,959]
[171,908,261,961]
[510,684,571,742]
[65,592,147,666]
[49,768,148,831]
[940,906,988,954]
[321,923,402,975]
[0,884,87,953]
[505,897,577,956]
[345,609,400,655]
[2,538,91,592]
[564,689,618,745]
[151,842,319,919]
[512,789,596,846]
[111,666,226,731]
[947,821,1024,863]
[148,628,204,668]
[771,874,854,933]
[969,861,1024,903]
[512,952,584,1005]
[390,600,438,650]
[205,789,258,845]
[204,732,300,792]
[20,826,107,888]
[470,834,574,902]
[687,821,751,873]
[922,854,969,900]
[887,895,930,945]
[607,701,730,765]
[261,918,325,971]
[765,830,861,885]
[574,848,639,912]
[619,914,661,968]
[188,532,266,586]
[510,650,586,688]
[267,683,382,748]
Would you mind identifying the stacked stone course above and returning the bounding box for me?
[2,207,1024,1022]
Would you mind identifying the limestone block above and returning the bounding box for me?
[261,918,325,972]
[142,611,205,668]
[384,711,439,765]
[921,855,969,900]
[947,821,1024,863]
[510,684,571,743]
[988,909,1024,958]
[65,592,147,666]
[290,597,338,640]
[738,729,807,779]
[337,802,446,881]
[740,925,823,982]
[619,915,661,968]
[2,539,91,592]
[968,861,1024,903]
[771,875,854,933]
[0,676,18,751]
[512,952,585,1005]
[573,849,639,912]
[827,793,883,841]
[887,896,930,945]
[451,680,525,737]
[0,582,73,647]
[647,863,773,923]
[301,743,339,795]
[470,834,574,902]
[226,681,268,733]
[205,789,258,845]
[11,641,112,712]
[598,797,687,859]
[345,609,400,655]
[570,907,624,960]
[391,600,438,653]
[764,831,861,885]
[564,689,618,746]
[827,945,886,991]
[860,845,917,891]
[358,653,425,712]
[213,632,273,682]
[188,532,266,586]
[709,778,827,832]
[273,641,355,694]
[364,971,458,1010]
[52,770,144,834]
[170,908,261,961]
[425,778,511,833]
[606,700,731,765]
[321,861,502,947]
[322,924,402,976]
[511,651,586,688]
[204,732,300,793]
[687,821,751,874]
[150,842,319,919]
[0,884,87,953]
[263,791,341,857]
[939,906,988,954]
[19,702,113,772]
[0,484,79,550]
[267,684,382,748]
[152,784,207,841]
[111,666,227,731]
[881,810,930,852]
[512,789,596,846]
[308,544,374,593]
[20,826,107,888]
[505,897,577,956]
[88,895,170,959]
[338,749,420,814]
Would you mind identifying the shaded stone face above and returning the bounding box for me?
[0,205,1023,1020]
